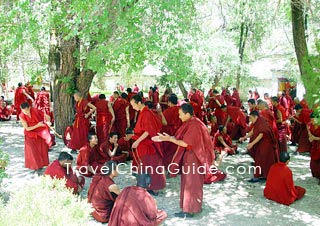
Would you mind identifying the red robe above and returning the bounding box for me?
[225,94,234,106]
[76,143,101,177]
[127,91,137,127]
[108,186,167,226]
[118,137,133,159]
[34,91,50,114]
[190,100,202,121]
[99,140,127,163]
[171,117,219,213]
[26,85,35,106]
[264,162,305,205]
[250,117,279,178]
[44,159,84,193]
[87,175,116,223]
[14,86,27,120]
[260,109,278,140]
[152,90,160,107]
[161,106,182,169]
[274,104,288,152]
[226,106,247,140]
[68,99,90,150]
[213,131,237,155]
[0,101,12,121]
[133,107,166,191]
[159,94,169,111]
[279,96,289,117]
[190,92,203,107]
[209,95,226,125]
[19,108,53,170]
[113,98,129,138]
[94,99,113,145]
[231,90,241,107]
[296,109,312,153]
[308,123,320,179]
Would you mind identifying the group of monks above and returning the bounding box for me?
[11,81,320,224]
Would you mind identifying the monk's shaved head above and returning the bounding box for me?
[279,152,290,163]
[73,91,82,98]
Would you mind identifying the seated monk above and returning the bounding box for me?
[100,132,127,163]
[264,152,306,205]
[117,128,134,160]
[108,174,167,226]
[213,125,238,155]
[76,133,102,177]
[44,152,85,194]
[0,96,12,121]
[87,161,120,223]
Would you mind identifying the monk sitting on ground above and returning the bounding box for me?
[99,132,127,163]
[44,152,85,194]
[213,125,238,155]
[117,128,134,160]
[87,161,120,223]
[264,152,306,205]
[108,174,167,226]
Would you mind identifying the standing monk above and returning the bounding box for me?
[68,92,96,152]
[14,82,34,121]
[157,103,215,218]
[307,113,320,184]
[258,101,278,140]
[34,87,50,115]
[232,88,241,107]
[208,89,226,125]
[19,102,53,170]
[271,96,288,152]
[112,91,130,138]
[130,95,166,195]
[239,111,279,182]
[126,88,138,127]
[94,94,115,145]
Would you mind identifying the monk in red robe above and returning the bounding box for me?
[190,88,203,107]
[19,102,53,170]
[157,94,182,169]
[159,89,170,112]
[0,97,12,121]
[44,152,85,194]
[208,114,219,137]
[112,91,130,138]
[76,134,102,177]
[108,174,167,226]
[213,125,237,155]
[152,87,160,108]
[34,87,50,115]
[68,92,96,152]
[307,113,320,184]
[224,90,234,106]
[94,94,115,145]
[14,82,34,121]
[133,84,139,93]
[258,101,279,140]
[232,88,241,107]
[25,82,35,107]
[264,152,305,205]
[126,88,138,127]
[208,89,226,125]
[157,103,219,217]
[271,96,288,152]
[263,93,273,110]
[292,104,312,153]
[240,111,279,182]
[130,95,166,194]
[87,161,120,223]
[279,92,289,117]
[248,99,259,113]
[99,132,127,163]
[118,128,134,160]
[221,105,247,140]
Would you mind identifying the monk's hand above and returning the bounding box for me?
[239,137,245,142]
[157,132,171,142]
[111,117,115,123]
[309,136,314,142]
[37,122,46,127]
[84,113,89,119]
[132,140,139,149]
[247,142,253,150]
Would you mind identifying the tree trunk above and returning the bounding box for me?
[177,80,188,99]
[291,0,310,84]
[48,34,78,134]
[76,69,95,98]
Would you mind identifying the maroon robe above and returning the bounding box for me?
[14,86,27,120]
[225,106,247,140]
[152,90,160,108]
[213,131,237,155]
[68,99,90,150]
[0,101,12,121]
[113,98,129,138]
[190,100,203,121]
[249,117,279,178]
[76,143,101,177]
[127,91,138,127]
[87,175,116,223]
[225,94,234,106]
[44,159,85,194]
[171,117,216,213]
[264,162,305,205]
[296,109,312,153]
[159,94,169,111]
[279,96,289,117]
[19,108,53,170]
[260,109,278,140]
[209,95,226,125]
[274,104,288,152]
[99,140,127,163]
[133,107,166,191]
[118,137,133,159]
[231,89,241,107]
[34,91,50,115]
[308,123,320,179]
[108,186,167,226]
[26,84,35,106]
[95,99,113,145]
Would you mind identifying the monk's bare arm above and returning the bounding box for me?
[250,133,263,146]
[109,184,121,195]
[168,136,188,148]
[132,132,149,149]
[125,106,130,128]
[218,136,230,149]
[159,111,168,126]
[85,102,96,118]
[20,118,45,131]
[22,89,34,102]
[108,102,115,122]
[108,144,118,157]
[276,109,283,124]
[239,130,253,141]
